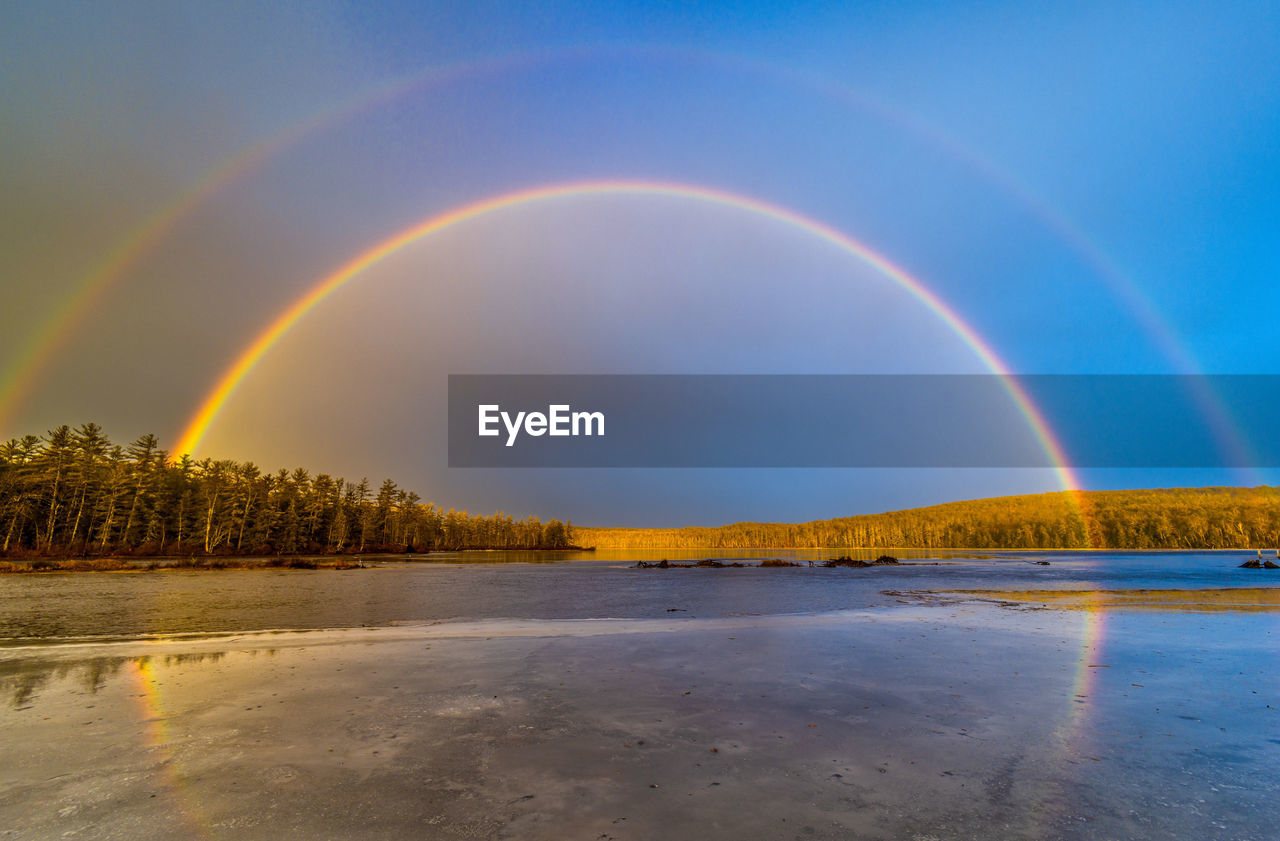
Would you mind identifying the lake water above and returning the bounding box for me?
[1,551,1276,840]
[0,549,1270,641]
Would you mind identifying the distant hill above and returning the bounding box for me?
[579,487,1280,550]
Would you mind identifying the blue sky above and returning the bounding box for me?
[2,1,1277,524]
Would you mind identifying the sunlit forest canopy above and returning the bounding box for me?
[580,487,1280,550]
[0,424,576,556]
[6,424,1278,556]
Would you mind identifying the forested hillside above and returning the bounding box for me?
[7,424,1275,556]
[580,487,1280,550]
[0,424,575,556]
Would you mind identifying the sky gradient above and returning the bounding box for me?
[3,1,1278,525]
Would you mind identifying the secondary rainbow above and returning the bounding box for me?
[2,44,1248,477]
[0,51,542,434]
[172,179,1085,496]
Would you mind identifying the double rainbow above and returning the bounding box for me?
[1,44,1241,478]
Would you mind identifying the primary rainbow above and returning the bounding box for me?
[172,179,1085,500]
[129,657,215,839]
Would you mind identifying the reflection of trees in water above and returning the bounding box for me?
[162,651,226,667]
[1,657,127,707]
[78,657,126,694]
[1,651,231,708]
[4,670,51,708]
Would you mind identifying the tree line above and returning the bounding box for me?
[0,424,577,556]
[579,487,1280,550]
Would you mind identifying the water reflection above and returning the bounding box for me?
[0,551,1273,642]
[918,587,1280,612]
[0,650,233,709]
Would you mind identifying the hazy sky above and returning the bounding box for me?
[3,1,1278,525]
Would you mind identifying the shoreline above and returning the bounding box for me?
[0,546,1267,575]
[5,582,1280,652]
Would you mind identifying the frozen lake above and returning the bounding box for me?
[1,552,1276,839]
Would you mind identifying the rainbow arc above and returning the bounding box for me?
[171,179,1090,539]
